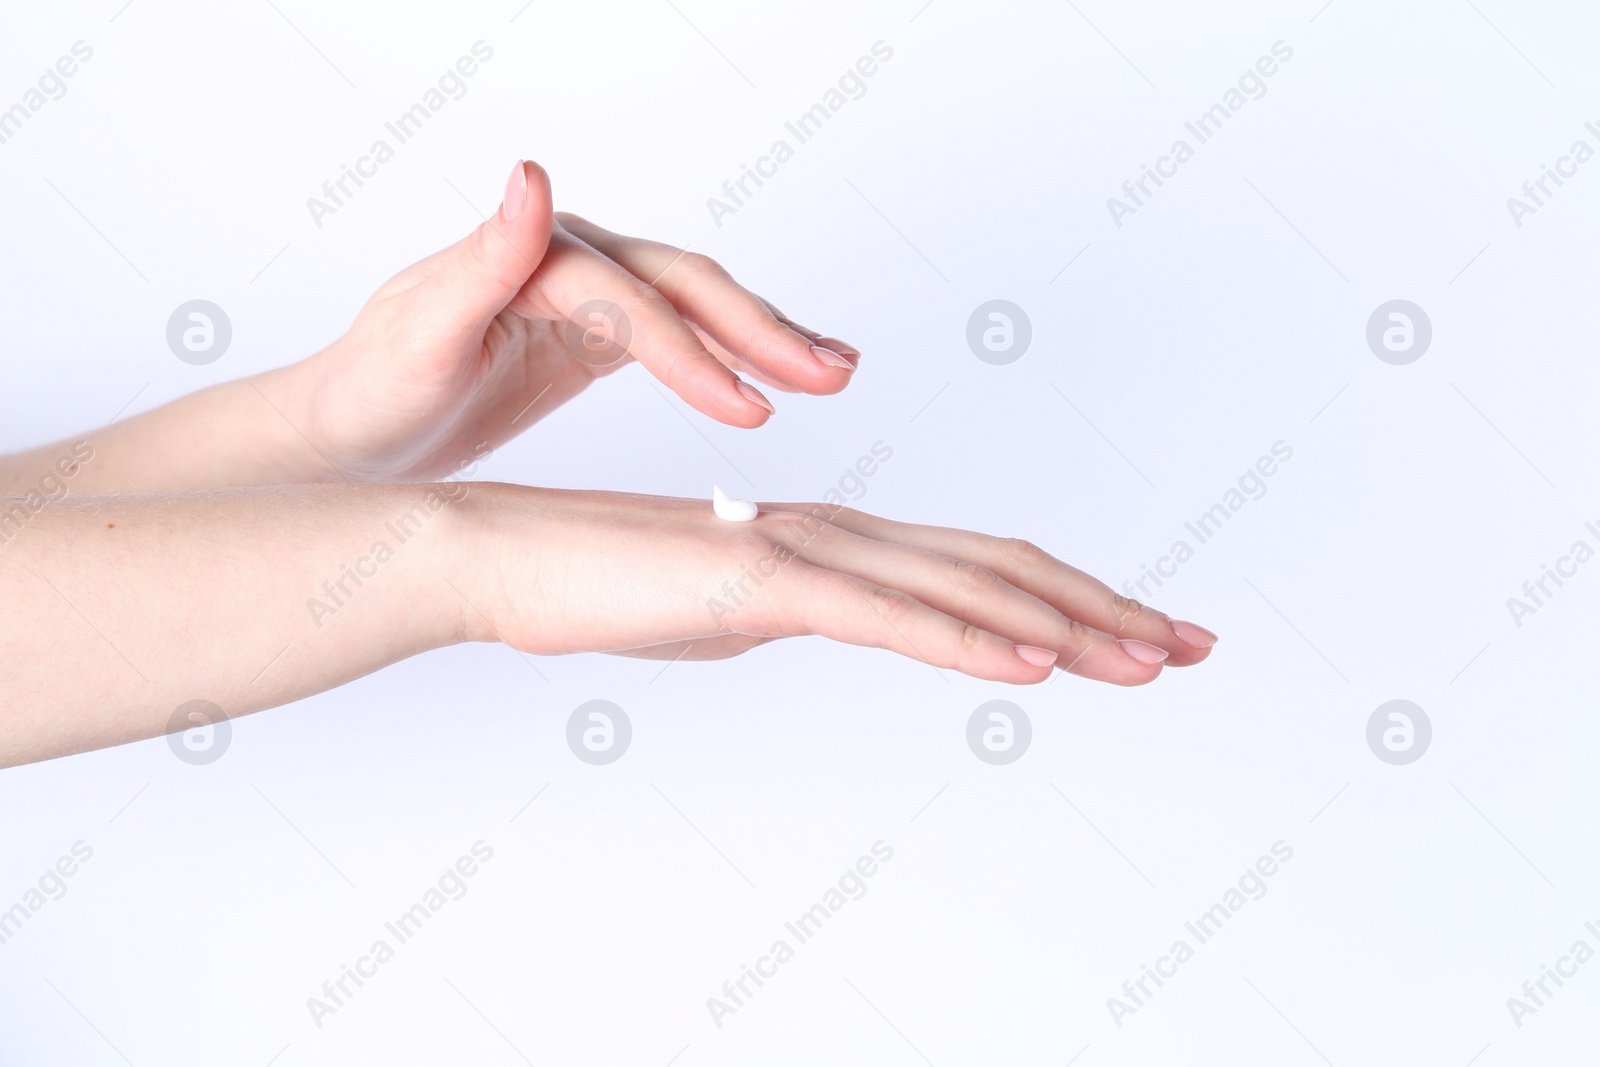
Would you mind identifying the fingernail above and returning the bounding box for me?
[1118,639,1169,664]
[1170,620,1218,649]
[815,336,860,358]
[735,381,774,414]
[502,160,527,222]
[1014,644,1059,668]
[810,345,855,370]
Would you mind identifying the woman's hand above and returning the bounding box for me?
[288,160,860,482]
[465,487,1217,686]
[7,160,861,498]
[0,481,1213,765]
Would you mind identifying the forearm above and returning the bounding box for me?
[0,481,476,766]
[0,361,333,496]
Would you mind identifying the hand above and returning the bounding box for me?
[290,160,861,482]
[465,487,1217,685]
[0,480,1215,765]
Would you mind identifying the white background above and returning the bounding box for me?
[2,0,1598,1063]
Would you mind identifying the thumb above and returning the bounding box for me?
[430,160,554,332]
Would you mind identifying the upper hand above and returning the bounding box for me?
[290,160,860,482]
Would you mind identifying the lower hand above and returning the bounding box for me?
[466,487,1216,685]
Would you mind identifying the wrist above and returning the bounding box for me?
[334,480,486,651]
[446,481,552,646]
[248,352,344,485]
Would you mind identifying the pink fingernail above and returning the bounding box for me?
[815,336,860,358]
[1170,620,1218,648]
[735,381,774,414]
[810,345,855,370]
[1118,639,1169,664]
[502,160,527,221]
[1014,644,1059,668]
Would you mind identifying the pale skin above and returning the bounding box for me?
[0,161,1216,768]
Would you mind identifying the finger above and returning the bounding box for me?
[772,506,1214,666]
[510,228,776,427]
[555,215,856,393]
[688,323,807,394]
[748,560,1057,684]
[759,297,859,368]
[420,160,555,340]
[783,520,1164,685]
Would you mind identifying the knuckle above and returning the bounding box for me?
[677,251,726,281]
[654,345,690,392]
[1111,593,1144,630]
[999,537,1046,569]
[766,512,830,548]
[868,585,917,625]
[1064,617,1099,645]
[959,624,987,655]
[623,274,669,310]
[463,224,502,278]
[731,531,788,561]
[949,560,1004,615]
[950,559,1003,593]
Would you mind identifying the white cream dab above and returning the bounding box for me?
[713,485,758,522]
